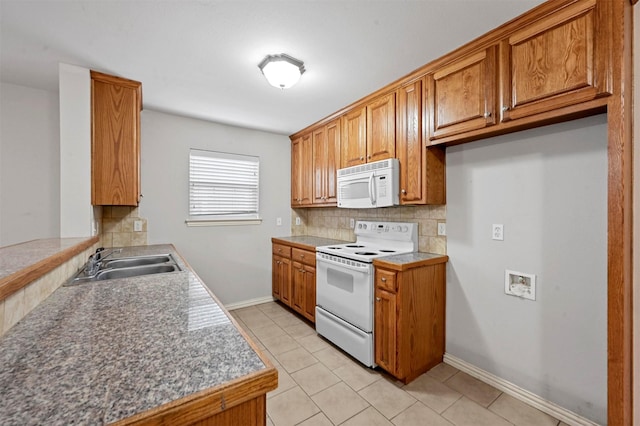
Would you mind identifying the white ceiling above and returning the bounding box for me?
[1,0,543,136]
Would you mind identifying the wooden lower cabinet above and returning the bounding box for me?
[271,241,316,323]
[374,259,447,383]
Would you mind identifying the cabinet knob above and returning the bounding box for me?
[376,297,381,302]
[367,155,371,159]
[502,105,510,112]
[360,156,364,161]
[484,111,492,118]
[401,189,406,194]
[300,269,305,273]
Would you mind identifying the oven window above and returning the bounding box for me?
[327,268,354,293]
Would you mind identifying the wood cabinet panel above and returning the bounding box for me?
[272,255,290,303]
[302,264,316,322]
[291,134,313,206]
[292,248,314,266]
[272,241,315,323]
[501,0,606,122]
[292,261,306,315]
[312,119,340,205]
[340,107,367,168]
[374,261,446,383]
[374,287,397,374]
[426,47,497,141]
[367,93,396,162]
[91,71,142,206]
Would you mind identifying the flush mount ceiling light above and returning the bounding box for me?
[258,54,305,89]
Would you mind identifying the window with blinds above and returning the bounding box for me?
[188,149,260,224]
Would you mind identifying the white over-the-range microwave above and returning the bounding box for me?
[336,158,399,208]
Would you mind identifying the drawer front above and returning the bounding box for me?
[272,243,291,258]
[292,248,315,266]
[376,268,397,292]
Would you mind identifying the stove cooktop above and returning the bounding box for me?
[316,221,418,263]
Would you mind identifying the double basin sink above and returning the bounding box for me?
[66,253,182,285]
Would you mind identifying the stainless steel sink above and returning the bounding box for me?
[66,253,182,285]
[94,264,180,280]
[101,254,173,269]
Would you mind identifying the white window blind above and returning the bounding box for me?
[188,149,260,223]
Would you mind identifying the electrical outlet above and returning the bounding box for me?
[276,217,282,226]
[437,222,446,236]
[295,217,301,226]
[492,224,504,241]
[350,218,355,228]
[134,220,143,232]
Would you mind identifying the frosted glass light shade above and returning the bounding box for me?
[258,54,305,89]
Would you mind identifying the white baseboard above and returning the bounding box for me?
[443,353,601,426]
[224,296,275,311]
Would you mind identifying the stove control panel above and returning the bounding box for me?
[354,221,417,242]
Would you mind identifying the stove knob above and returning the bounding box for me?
[363,224,367,229]
[358,223,362,229]
[402,226,408,232]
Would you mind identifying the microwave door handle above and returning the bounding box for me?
[369,173,376,205]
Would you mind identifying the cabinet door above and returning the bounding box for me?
[501,0,607,122]
[374,287,397,374]
[367,93,396,163]
[280,257,292,304]
[91,71,142,206]
[312,121,339,205]
[324,119,341,203]
[426,46,497,141]
[291,134,313,206]
[396,80,424,204]
[292,261,306,315]
[303,265,316,322]
[341,107,367,168]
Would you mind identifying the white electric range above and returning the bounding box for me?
[315,220,418,367]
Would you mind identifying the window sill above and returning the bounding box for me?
[185,217,263,227]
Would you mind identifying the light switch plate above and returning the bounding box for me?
[134,220,143,232]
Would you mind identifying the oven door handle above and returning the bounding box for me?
[369,173,376,206]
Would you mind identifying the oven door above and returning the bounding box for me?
[315,252,373,332]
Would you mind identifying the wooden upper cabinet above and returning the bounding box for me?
[501,0,607,122]
[312,119,340,205]
[91,71,142,206]
[426,46,497,142]
[340,107,367,168]
[366,92,396,162]
[291,133,313,207]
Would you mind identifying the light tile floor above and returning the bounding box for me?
[230,302,566,426]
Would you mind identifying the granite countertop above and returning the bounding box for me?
[373,252,449,271]
[0,237,95,281]
[271,235,350,249]
[0,244,268,425]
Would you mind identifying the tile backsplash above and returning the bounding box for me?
[101,206,148,248]
[292,205,447,255]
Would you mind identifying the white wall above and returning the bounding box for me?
[446,115,607,424]
[58,63,96,238]
[139,110,291,305]
[0,82,60,246]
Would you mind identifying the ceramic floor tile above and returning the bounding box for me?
[291,362,341,396]
[257,302,290,318]
[238,310,276,329]
[403,373,462,413]
[445,372,502,408]
[342,406,393,426]
[333,362,382,391]
[311,382,370,425]
[297,333,332,353]
[272,312,306,328]
[427,363,460,382]
[267,386,320,426]
[267,365,297,399]
[275,347,319,373]
[391,402,455,426]
[261,334,301,355]
[442,397,512,426]
[359,378,416,419]
[489,393,559,426]
[313,345,352,370]
[252,323,287,341]
[284,322,316,339]
[297,412,334,426]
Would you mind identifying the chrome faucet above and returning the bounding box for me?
[84,248,122,276]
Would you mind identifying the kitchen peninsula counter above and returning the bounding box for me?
[0,244,277,425]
